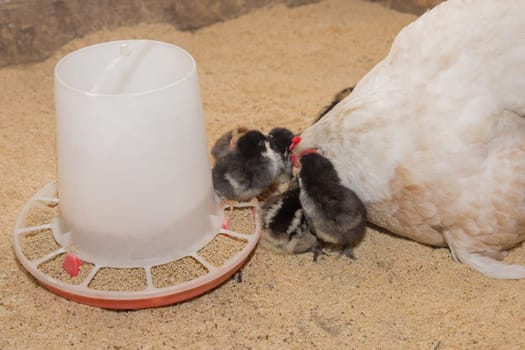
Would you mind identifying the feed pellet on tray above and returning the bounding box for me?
[88,267,147,292]
[24,202,58,228]
[197,234,247,268]
[227,207,257,234]
[19,228,61,261]
[151,257,208,289]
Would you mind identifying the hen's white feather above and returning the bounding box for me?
[298,0,525,278]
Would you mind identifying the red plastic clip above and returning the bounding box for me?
[292,148,318,168]
[63,253,83,277]
[222,216,230,230]
[288,136,302,151]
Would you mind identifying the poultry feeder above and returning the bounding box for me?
[13,40,261,309]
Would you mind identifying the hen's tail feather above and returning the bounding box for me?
[457,252,525,280]
[444,229,525,279]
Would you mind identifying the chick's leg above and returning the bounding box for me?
[341,246,357,260]
[219,200,236,230]
[310,240,326,262]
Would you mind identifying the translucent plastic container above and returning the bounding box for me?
[54,40,219,267]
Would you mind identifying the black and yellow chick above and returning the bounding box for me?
[298,152,367,259]
[211,126,249,161]
[212,130,286,202]
[268,127,295,185]
[261,180,323,260]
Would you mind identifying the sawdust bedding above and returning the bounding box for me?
[1,0,524,348]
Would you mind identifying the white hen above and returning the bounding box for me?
[297,0,525,279]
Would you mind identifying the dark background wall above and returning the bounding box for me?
[0,0,444,67]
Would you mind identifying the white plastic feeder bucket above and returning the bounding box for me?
[55,40,217,267]
[13,40,260,309]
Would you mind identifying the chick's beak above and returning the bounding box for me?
[264,136,274,149]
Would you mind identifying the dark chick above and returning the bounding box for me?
[261,180,323,260]
[268,127,295,184]
[212,130,285,202]
[314,86,354,123]
[298,152,367,259]
[211,126,249,161]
